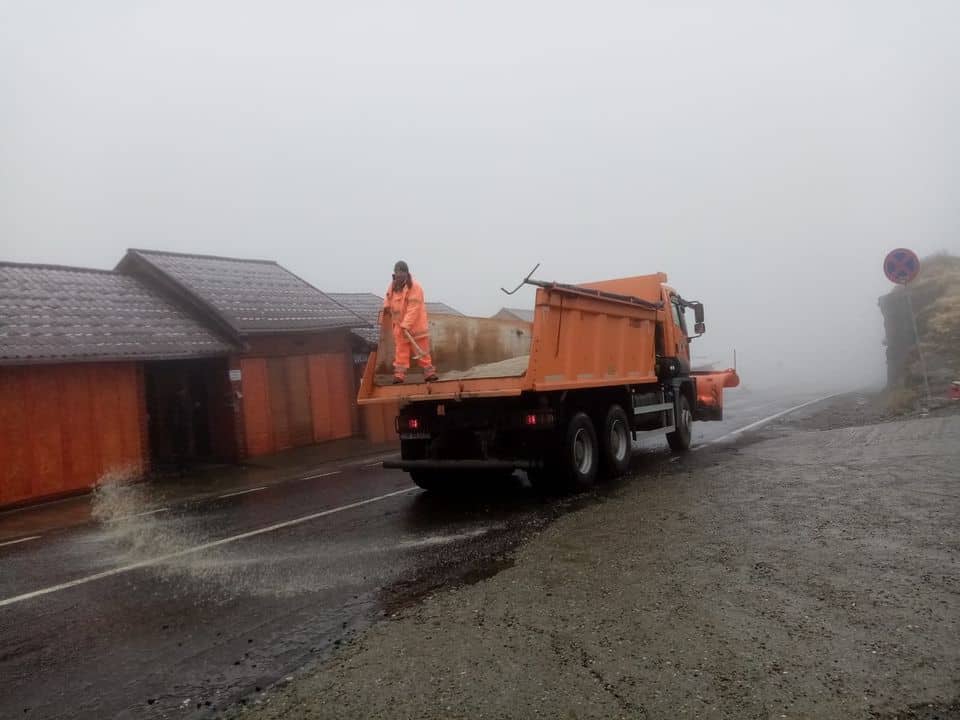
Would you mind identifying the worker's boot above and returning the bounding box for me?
[424,373,439,383]
[392,375,405,385]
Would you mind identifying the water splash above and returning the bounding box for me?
[91,469,198,560]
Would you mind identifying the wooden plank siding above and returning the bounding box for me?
[284,356,314,448]
[239,358,273,457]
[0,363,146,508]
[239,347,357,458]
[307,354,353,443]
[360,401,401,445]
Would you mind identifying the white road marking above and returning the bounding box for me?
[693,394,839,450]
[299,471,341,481]
[340,453,400,468]
[0,536,42,548]
[108,507,170,522]
[362,462,383,469]
[0,487,417,609]
[218,486,267,499]
[133,507,169,518]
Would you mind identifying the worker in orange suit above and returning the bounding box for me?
[383,261,439,384]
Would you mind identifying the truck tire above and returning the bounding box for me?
[600,404,632,479]
[560,411,600,490]
[666,394,693,452]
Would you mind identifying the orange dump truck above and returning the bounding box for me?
[358,271,739,491]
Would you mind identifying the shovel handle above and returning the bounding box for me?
[403,329,426,359]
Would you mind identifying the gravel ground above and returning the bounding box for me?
[234,398,960,719]
[779,390,959,432]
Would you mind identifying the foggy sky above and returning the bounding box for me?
[2,1,958,390]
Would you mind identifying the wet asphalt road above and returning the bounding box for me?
[0,388,834,719]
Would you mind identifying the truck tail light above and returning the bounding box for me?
[407,418,420,430]
[523,411,555,427]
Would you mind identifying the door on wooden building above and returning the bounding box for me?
[144,359,236,470]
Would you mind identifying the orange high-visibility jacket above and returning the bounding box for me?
[384,278,429,337]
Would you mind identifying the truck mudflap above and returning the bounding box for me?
[383,459,541,472]
[691,368,740,421]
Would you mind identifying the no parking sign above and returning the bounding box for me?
[883,248,920,285]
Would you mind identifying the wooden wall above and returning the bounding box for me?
[239,335,357,457]
[360,401,400,445]
[0,363,146,507]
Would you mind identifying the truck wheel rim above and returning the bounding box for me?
[573,428,593,474]
[681,407,692,435]
[610,419,628,462]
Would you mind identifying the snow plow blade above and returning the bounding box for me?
[692,369,740,421]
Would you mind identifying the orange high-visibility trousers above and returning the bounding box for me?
[392,329,435,379]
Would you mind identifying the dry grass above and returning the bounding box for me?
[922,256,960,381]
[886,386,918,414]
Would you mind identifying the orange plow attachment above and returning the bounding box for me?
[692,369,740,421]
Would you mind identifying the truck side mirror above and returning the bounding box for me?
[691,303,705,336]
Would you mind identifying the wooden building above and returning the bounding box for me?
[0,250,372,508]
[0,262,236,506]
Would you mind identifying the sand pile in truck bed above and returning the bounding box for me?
[438,354,529,381]
[374,355,529,385]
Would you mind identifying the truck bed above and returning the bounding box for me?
[358,275,666,405]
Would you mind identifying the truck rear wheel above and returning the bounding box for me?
[560,411,600,490]
[666,394,693,452]
[528,412,599,493]
[600,404,632,479]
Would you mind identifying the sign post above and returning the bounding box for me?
[883,248,931,412]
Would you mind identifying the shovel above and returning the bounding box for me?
[403,328,428,360]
